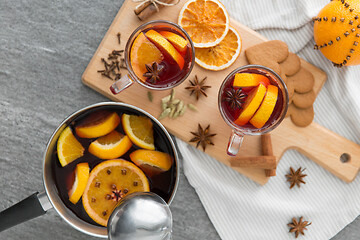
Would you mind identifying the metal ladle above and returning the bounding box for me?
[108,192,172,240]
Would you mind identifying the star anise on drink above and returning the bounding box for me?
[189,124,216,152]
[288,216,311,238]
[143,62,164,84]
[185,75,211,100]
[224,87,247,109]
[285,167,307,189]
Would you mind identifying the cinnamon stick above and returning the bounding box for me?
[135,0,174,21]
[230,156,276,169]
[262,134,276,177]
[134,1,152,15]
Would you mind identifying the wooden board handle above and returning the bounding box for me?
[273,120,360,182]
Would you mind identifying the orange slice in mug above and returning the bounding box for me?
[250,85,279,128]
[233,73,270,88]
[234,83,267,126]
[159,31,188,53]
[57,126,84,167]
[130,32,164,81]
[68,162,89,204]
[130,149,173,177]
[88,130,133,159]
[82,159,150,226]
[145,30,185,69]
[75,111,120,138]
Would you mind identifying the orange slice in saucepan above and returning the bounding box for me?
[68,162,89,204]
[82,159,150,227]
[88,130,133,159]
[75,111,120,139]
[130,149,173,177]
[122,114,155,150]
[57,126,84,167]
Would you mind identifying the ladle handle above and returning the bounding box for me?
[0,192,48,232]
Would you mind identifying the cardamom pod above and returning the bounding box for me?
[171,99,180,105]
[179,105,187,116]
[158,108,171,120]
[169,107,177,118]
[162,95,171,104]
[170,89,175,101]
[188,104,198,111]
[147,91,153,102]
[162,102,167,110]
[175,101,184,114]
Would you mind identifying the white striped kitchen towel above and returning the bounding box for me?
[176,0,360,239]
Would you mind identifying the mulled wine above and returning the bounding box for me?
[129,23,193,88]
[52,108,177,227]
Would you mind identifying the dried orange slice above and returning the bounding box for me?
[145,30,185,69]
[130,149,173,177]
[178,0,230,48]
[250,85,279,129]
[68,162,89,204]
[57,126,84,167]
[82,159,150,227]
[194,27,241,71]
[130,32,163,81]
[122,114,155,150]
[75,111,120,139]
[88,130,133,159]
[234,83,267,126]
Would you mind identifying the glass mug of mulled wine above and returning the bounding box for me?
[218,65,289,156]
[110,20,195,94]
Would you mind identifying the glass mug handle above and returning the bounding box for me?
[227,129,244,156]
[110,74,134,94]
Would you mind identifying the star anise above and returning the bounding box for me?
[189,124,216,152]
[143,62,164,84]
[185,75,211,100]
[224,87,247,110]
[286,167,307,189]
[288,217,311,238]
[111,188,124,202]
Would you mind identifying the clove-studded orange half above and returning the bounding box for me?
[313,0,360,67]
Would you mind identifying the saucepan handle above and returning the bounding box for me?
[0,191,51,232]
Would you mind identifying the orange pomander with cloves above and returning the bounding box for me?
[313,0,360,67]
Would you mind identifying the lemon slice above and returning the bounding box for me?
[75,111,120,138]
[68,162,90,204]
[195,27,242,71]
[82,159,150,226]
[88,130,133,159]
[57,126,84,167]
[178,0,230,48]
[122,114,155,150]
[130,149,173,177]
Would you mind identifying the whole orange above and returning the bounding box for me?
[313,0,360,67]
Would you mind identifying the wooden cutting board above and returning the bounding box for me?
[82,0,360,185]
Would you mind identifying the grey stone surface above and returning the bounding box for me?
[0,0,358,239]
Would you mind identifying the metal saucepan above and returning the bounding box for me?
[0,102,180,238]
